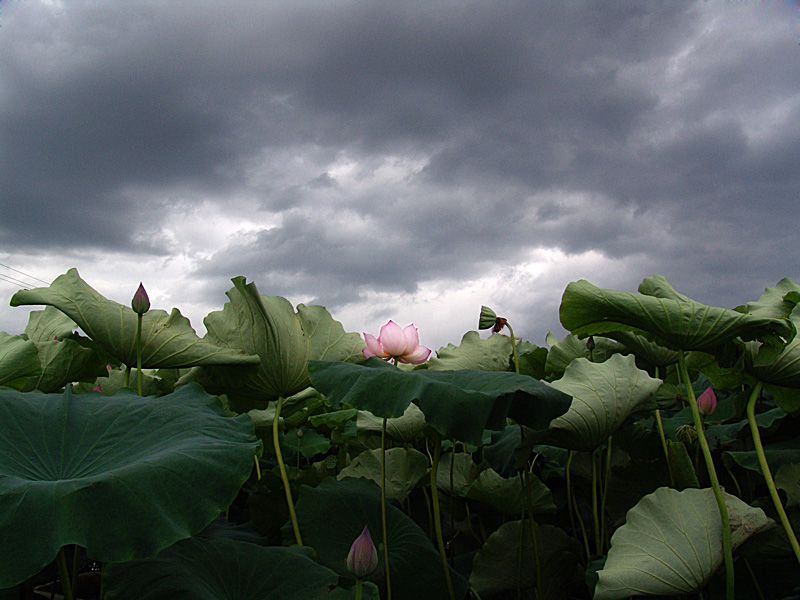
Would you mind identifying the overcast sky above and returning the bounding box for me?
[1,0,799,353]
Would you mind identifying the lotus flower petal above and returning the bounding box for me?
[402,324,420,354]
[401,344,432,365]
[379,320,407,357]
[363,334,384,358]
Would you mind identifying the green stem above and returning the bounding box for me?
[55,548,74,600]
[254,454,261,480]
[746,382,800,566]
[273,396,303,546]
[565,450,578,543]
[355,578,363,600]
[135,313,143,396]
[430,436,456,600]
[677,352,734,600]
[591,452,601,556]
[600,437,612,552]
[123,365,131,388]
[381,417,392,599]
[654,409,674,487]
[70,545,78,599]
[506,323,520,374]
[449,448,455,564]
[522,470,543,600]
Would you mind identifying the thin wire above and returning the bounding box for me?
[0,273,36,288]
[0,262,51,286]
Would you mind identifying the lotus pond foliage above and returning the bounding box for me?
[1,269,799,600]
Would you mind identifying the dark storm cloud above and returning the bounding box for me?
[1,0,798,344]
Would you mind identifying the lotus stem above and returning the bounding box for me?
[746,382,800,566]
[381,417,392,599]
[429,436,456,600]
[522,470,543,600]
[654,408,674,486]
[677,352,734,600]
[600,437,612,552]
[591,451,601,556]
[56,548,74,600]
[135,313,143,395]
[273,396,303,546]
[254,454,261,480]
[355,578,363,600]
[506,323,520,374]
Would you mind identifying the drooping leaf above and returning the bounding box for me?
[282,427,331,459]
[559,278,795,353]
[723,443,800,476]
[308,358,572,446]
[294,477,470,600]
[542,354,661,452]
[746,278,800,321]
[435,452,480,495]
[594,487,773,599]
[23,306,77,342]
[744,302,800,388]
[428,331,514,371]
[9,269,260,369]
[182,277,364,410]
[0,383,261,588]
[605,330,680,368]
[356,403,428,442]
[338,447,429,502]
[104,536,359,600]
[545,334,626,379]
[470,520,583,600]
[0,333,39,387]
[20,338,107,392]
[465,469,555,516]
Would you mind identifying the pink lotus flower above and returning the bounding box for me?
[346,524,379,578]
[697,386,717,417]
[363,320,431,364]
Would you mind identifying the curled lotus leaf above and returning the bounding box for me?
[559,277,794,353]
[9,269,260,369]
[543,354,661,452]
[0,333,39,387]
[182,277,364,409]
[594,487,773,599]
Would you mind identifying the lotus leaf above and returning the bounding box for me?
[470,520,583,599]
[182,277,363,410]
[560,278,794,353]
[543,354,661,452]
[293,477,469,600]
[428,331,514,371]
[308,357,572,446]
[104,536,361,600]
[10,269,260,369]
[545,333,626,378]
[20,337,107,392]
[594,487,773,599]
[0,333,39,386]
[24,306,78,342]
[0,383,261,587]
[337,447,429,502]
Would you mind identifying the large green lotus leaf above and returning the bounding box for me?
[428,331,514,371]
[21,338,108,392]
[0,383,261,587]
[337,447,429,503]
[470,520,583,599]
[9,269,260,369]
[308,358,573,446]
[435,452,480,495]
[465,469,555,516]
[744,302,800,388]
[746,278,800,320]
[605,330,680,368]
[545,334,627,379]
[543,354,661,452]
[24,306,78,342]
[294,477,469,600]
[0,333,39,386]
[184,277,363,409]
[723,443,800,476]
[357,403,427,442]
[559,278,795,353]
[594,487,773,599]
[104,536,361,600]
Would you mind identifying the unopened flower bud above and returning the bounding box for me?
[697,386,717,417]
[131,283,150,315]
[346,525,378,579]
[586,336,595,351]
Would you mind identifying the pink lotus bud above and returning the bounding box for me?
[586,336,595,351]
[346,524,378,579]
[697,386,717,416]
[131,283,150,315]
[362,320,431,364]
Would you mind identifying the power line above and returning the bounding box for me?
[0,273,37,288]
[0,262,51,287]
